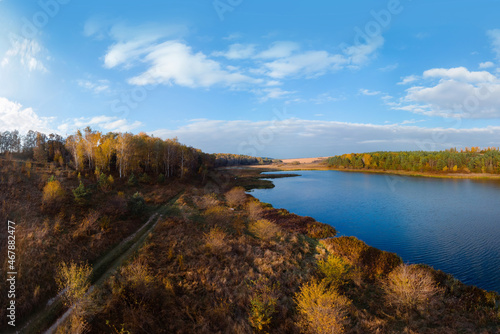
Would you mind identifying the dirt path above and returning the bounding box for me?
[15,192,182,334]
[43,213,162,334]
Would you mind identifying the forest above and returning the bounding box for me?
[326,147,500,173]
[0,128,277,179]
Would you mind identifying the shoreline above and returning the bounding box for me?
[237,168,500,295]
[247,163,500,180]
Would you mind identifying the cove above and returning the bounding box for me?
[249,170,500,293]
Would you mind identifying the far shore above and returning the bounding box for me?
[249,159,500,180]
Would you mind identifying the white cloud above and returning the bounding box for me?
[262,50,347,79]
[379,63,399,72]
[479,61,495,69]
[58,115,142,134]
[360,89,381,96]
[487,29,500,59]
[1,37,47,72]
[128,41,261,88]
[77,79,110,94]
[255,41,300,59]
[0,97,53,133]
[394,66,500,118]
[342,35,384,67]
[398,75,419,85]
[254,88,294,102]
[95,23,384,97]
[212,43,256,59]
[150,118,500,158]
[423,67,496,83]
[97,22,187,69]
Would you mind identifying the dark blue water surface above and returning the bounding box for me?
[249,171,500,292]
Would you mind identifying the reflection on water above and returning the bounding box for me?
[249,170,500,292]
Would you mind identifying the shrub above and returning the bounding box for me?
[204,205,232,227]
[204,227,229,253]
[321,237,402,280]
[225,187,247,208]
[42,178,65,208]
[128,173,138,186]
[318,255,351,288]
[139,173,151,184]
[157,173,166,183]
[98,173,113,192]
[55,261,93,334]
[73,181,90,204]
[248,277,278,332]
[56,261,92,306]
[306,222,337,239]
[194,193,220,210]
[295,279,351,334]
[247,200,264,220]
[382,264,439,316]
[128,192,145,215]
[249,219,281,241]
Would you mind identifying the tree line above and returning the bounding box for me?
[0,128,275,180]
[326,147,500,173]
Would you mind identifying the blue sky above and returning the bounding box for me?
[1,0,500,158]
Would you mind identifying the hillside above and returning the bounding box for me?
[0,131,499,333]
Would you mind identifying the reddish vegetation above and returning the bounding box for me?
[262,207,337,239]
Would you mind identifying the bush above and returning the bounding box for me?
[56,261,92,306]
[306,222,337,239]
[247,200,264,220]
[139,173,151,184]
[73,181,90,204]
[248,277,278,332]
[204,227,229,253]
[42,178,65,209]
[157,173,166,183]
[382,264,439,316]
[98,173,113,192]
[204,205,232,227]
[128,173,138,186]
[318,255,351,288]
[248,219,281,241]
[128,192,145,215]
[194,193,220,210]
[321,237,402,280]
[295,279,351,334]
[225,187,247,208]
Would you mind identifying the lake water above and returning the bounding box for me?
[249,170,500,293]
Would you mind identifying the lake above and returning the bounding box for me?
[249,170,500,293]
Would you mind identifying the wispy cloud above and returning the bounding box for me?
[487,29,500,59]
[360,89,381,96]
[212,43,256,59]
[77,79,110,94]
[398,75,419,85]
[1,37,47,72]
[91,22,385,100]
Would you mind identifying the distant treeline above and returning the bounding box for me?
[0,128,275,179]
[326,147,500,173]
